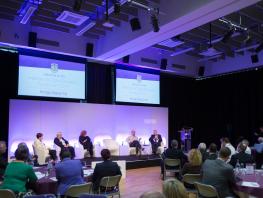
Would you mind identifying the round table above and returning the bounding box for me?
[235,169,263,197]
[34,166,93,194]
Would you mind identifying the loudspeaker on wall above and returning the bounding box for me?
[161,58,167,70]
[198,66,205,76]
[123,55,130,63]
[86,43,94,57]
[251,54,259,63]
[28,32,37,47]
[130,18,141,31]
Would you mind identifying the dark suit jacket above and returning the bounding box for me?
[206,153,218,160]
[202,159,236,198]
[149,134,162,145]
[54,137,69,149]
[229,151,254,167]
[92,160,122,191]
[79,136,93,149]
[55,158,84,195]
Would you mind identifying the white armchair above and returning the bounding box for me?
[103,139,120,156]
[157,137,167,154]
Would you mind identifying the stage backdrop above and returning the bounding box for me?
[8,99,168,157]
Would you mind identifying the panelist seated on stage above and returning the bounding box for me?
[55,151,84,196]
[126,129,142,155]
[54,132,75,159]
[92,149,122,192]
[33,133,57,163]
[79,130,94,158]
[149,130,162,154]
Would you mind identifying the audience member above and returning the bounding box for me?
[34,133,57,161]
[206,143,218,160]
[79,130,94,158]
[149,130,162,155]
[241,139,251,155]
[92,149,122,192]
[161,139,187,176]
[198,142,208,162]
[255,137,263,169]
[0,145,37,196]
[220,137,235,157]
[182,149,202,175]
[202,147,237,198]
[140,191,165,198]
[0,141,7,179]
[55,150,84,196]
[126,129,142,155]
[230,143,254,168]
[54,132,75,159]
[163,179,188,198]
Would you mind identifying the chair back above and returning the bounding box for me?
[64,182,92,198]
[99,175,121,189]
[79,194,107,198]
[0,189,16,198]
[24,194,56,198]
[164,158,181,167]
[194,182,220,198]
[182,174,202,185]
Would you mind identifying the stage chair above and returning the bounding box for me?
[157,137,167,154]
[103,139,119,156]
[64,182,92,198]
[194,182,220,198]
[182,174,202,194]
[163,158,181,180]
[32,144,49,165]
[0,189,16,198]
[98,175,121,197]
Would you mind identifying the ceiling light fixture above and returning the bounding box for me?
[18,0,42,24]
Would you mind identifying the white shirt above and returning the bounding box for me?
[225,143,235,157]
[126,135,139,144]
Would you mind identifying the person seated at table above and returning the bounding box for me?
[17,142,38,166]
[55,150,84,196]
[79,130,94,158]
[182,149,202,175]
[0,145,37,196]
[202,147,237,198]
[254,137,263,169]
[92,149,122,192]
[229,142,254,168]
[126,129,142,155]
[220,137,236,157]
[160,139,187,176]
[206,143,218,160]
[237,139,251,155]
[149,130,162,155]
[0,141,7,180]
[162,178,188,198]
[34,133,57,161]
[54,132,75,159]
[198,142,209,162]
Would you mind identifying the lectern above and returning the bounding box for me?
[179,126,193,152]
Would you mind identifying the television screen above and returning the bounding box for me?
[18,55,86,99]
[116,68,160,104]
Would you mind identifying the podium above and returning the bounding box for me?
[179,127,193,152]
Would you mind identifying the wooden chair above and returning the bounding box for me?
[163,158,181,180]
[194,182,220,198]
[182,174,202,194]
[0,189,16,198]
[98,175,122,198]
[64,182,93,198]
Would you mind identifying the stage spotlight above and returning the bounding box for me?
[255,42,263,53]
[114,1,121,15]
[221,28,235,43]
[151,15,159,32]
[73,0,82,11]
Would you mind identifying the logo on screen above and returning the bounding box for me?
[137,74,142,82]
[51,63,58,73]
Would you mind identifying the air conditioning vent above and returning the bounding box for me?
[56,11,89,26]
[199,47,222,57]
[141,58,158,64]
[172,64,186,70]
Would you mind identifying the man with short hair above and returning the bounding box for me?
[230,143,254,167]
[92,149,122,192]
[126,129,142,155]
[202,147,237,198]
[149,130,162,154]
[160,139,187,176]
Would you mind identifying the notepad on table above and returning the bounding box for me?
[241,181,260,187]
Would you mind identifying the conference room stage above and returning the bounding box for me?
[8,99,168,168]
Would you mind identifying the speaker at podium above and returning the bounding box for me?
[178,126,193,152]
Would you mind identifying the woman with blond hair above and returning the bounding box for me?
[181,149,202,175]
[163,178,188,198]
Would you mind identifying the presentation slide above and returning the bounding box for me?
[8,99,168,158]
[18,55,86,99]
[116,69,160,104]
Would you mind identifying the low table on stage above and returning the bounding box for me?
[235,169,263,197]
[33,166,93,194]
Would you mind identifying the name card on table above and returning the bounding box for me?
[241,181,260,188]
